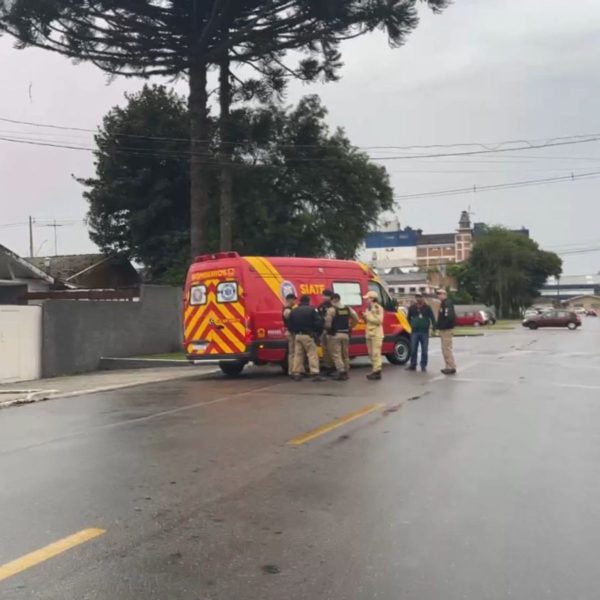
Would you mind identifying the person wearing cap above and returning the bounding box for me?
[282,292,298,376]
[317,289,335,374]
[406,293,436,372]
[288,295,324,382]
[324,293,359,380]
[436,288,457,375]
[363,290,384,380]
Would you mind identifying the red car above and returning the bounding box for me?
[586,309,598,317]
[522,310,581,330]
[455,311,487,327]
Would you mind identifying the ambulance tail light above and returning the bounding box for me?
[244,315,255,346]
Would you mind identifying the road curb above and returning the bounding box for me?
[99,357,194,370]
[0,368,219,410]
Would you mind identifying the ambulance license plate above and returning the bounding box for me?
[192,342,208,352]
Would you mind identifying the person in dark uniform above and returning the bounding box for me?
[436,288,457,375]
[317,289,335,373]
[282,292,298,376]
[324,293,359,380]
[288,295,324,382]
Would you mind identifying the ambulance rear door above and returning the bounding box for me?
[185,268,247,358]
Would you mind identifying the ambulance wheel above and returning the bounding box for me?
[386,336,410,365]
[219,360,246,377]
[280,359,289,374]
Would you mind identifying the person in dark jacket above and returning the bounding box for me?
[407,293,436,372]
[288,295,324,382]
[436,289,457,375]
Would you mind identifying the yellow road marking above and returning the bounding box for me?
[0,528,106,583]
[288,403,385,446]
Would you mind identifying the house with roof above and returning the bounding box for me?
[0,243,55,304]
[27,254,140,290]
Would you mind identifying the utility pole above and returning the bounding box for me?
[39,220,65,256]
[28,216,34,257]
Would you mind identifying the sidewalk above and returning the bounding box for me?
[0,365,217,408]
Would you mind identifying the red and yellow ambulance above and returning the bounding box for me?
[183,252,412,376]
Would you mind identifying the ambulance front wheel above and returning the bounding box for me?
[219,360,246,377]
[386,336,411,365]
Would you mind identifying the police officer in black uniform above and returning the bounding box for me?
[317,289,335,374]
[324,293,359,380]
[288,295,324,382]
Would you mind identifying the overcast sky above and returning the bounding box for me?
[1,0,599,274]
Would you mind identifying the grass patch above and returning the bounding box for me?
[490,320,520,330]
[451,328,485,336]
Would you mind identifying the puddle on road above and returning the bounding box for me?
[261,564,281,575]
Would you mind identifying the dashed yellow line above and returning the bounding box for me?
[288,403,385,446]
[0,528,106,583]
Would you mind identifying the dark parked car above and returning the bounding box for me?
[522,310,581,330]
[586,309,598,317]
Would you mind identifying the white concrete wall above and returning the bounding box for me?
[0,305,42,383]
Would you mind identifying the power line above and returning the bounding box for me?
[395,171,600,201]
[2,114,600,157]
[5,132,600,178]
[556,246,600,256]
[0,218,85,228]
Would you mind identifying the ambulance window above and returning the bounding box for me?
[190,284,207,306]
[217,281,238,303]
[367,281,383,303]
[332,282,362,307]
[368,281,396,311]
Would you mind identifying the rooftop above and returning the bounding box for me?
[0,243,55,283]
[27,254,108,281]
[545,274,600,287]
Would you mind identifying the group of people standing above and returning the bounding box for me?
[406,289,457,375]
[282,287,457,382]
[282,289,385,382]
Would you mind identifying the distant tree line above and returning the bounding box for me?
[447,227,562,318]
[80,85,394,282]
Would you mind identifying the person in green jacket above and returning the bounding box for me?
[406,293,436,372]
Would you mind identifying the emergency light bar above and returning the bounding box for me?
[194,251,240,263]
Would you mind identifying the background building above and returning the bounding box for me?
[539,275,600,302]
[363,211,531,272]
[363,216,419,269]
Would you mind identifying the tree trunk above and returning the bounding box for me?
[218,51,233,251]
[189,59,210,258]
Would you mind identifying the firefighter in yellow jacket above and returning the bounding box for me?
[363,290,384,380]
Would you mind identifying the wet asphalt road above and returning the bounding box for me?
[1,320,600,599]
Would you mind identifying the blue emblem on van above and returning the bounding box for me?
[280,280,297,300]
